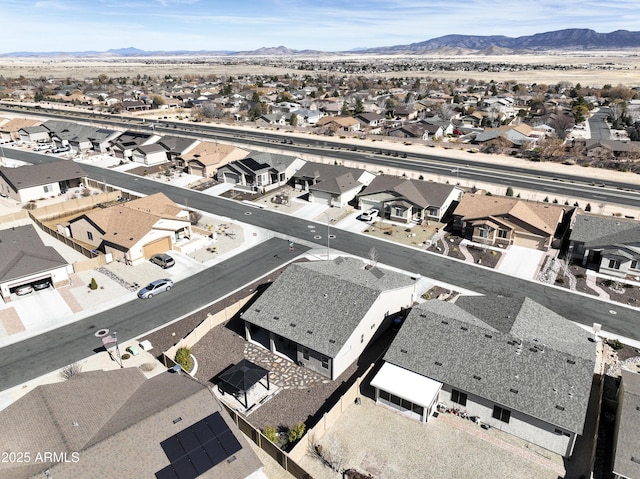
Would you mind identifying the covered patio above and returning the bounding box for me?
[217,359,271,409]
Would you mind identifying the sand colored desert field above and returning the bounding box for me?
[0,51,639,86]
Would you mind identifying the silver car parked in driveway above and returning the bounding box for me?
[137,278,174,299]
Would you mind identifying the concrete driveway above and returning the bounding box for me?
[496,245,546,280]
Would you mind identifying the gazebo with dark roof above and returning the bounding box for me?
[217,359,270,408]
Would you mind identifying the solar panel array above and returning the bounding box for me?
[156,412,242,479]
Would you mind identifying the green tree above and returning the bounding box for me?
[289,113,298,127]
[354,97,365,114]
[505,186,514,197]
[89,278,98,290]
[340,100,350,116]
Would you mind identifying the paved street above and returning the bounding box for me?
[0,238,309,392]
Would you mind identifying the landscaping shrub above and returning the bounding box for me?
[262,425,279,443]
[89,278,98,290]
[609,339,624,350]
[175,347,193,372]
[288,422,306,443]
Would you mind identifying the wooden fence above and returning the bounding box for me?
[163,294,255,362]
[288,363,375,462]
[223,404,314,479]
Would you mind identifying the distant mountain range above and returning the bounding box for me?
[2,29,639,57]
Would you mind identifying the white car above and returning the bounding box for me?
[359,208,380,222]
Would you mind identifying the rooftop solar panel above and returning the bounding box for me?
[155,466,180,479]
[172,456,199,479]
[157,412,243,479]
[161,436,186,462]
[188,448,214,475]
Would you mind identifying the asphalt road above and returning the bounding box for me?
[2,105,639,208]
[0,237,307,392]
[588,108,611,141]
[9,150,634,333]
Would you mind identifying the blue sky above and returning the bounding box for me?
[2,0,640,53]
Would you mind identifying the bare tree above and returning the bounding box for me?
[308,434,347,472]
[368,247,379,270]
[60,362,82,380]
[549,114,574,139]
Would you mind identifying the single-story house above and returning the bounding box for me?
[317,116,361,133]
[67,192,191,265]
[241,257,417,380]
[388,124,429,141]
[291,162,376,207]
[0,224,70,302]
[452,194,568,251]
[0,118,41,142]
[156,135,199,162]
[43,120,120,153]
[176,141,249,178]
[131,143,169,166]
[612,369,640,479]
[567,212,640,278]
[358,176,463,223]
[216,152,305,192]
[0,160,86,203]
[109,131,160,159]
[0,368,264,479]
[372,296,597,457]
[18,125,50,144]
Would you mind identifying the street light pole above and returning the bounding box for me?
[113,331,123,368]
[323,210,331,260]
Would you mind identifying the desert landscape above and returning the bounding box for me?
[1,50,640,87]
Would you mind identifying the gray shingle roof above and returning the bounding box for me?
[293,161,368,183]
[310,172,361,194]
[612,369,640,479]
[0,159,86,191]
[359,175,458,209]
[570,212,640,247]
[241,257,415,357]
[0,224,68,282]
[0,369,262,479]
[384,297,596,434]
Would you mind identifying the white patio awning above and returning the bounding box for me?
[371,362,442,407]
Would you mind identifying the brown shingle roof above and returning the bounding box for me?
[455,194,565,235]
[181,141,248,167]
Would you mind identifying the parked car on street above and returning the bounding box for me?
[150,253,175,269]
[359,208,380,222]
[137,279,174,299]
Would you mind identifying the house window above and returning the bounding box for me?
[478,227,489,239]
[302,348,309,360]
[492,406,511,423]
[498,229,508,239]
[321,356,329,369]
[428,207,438,217]
[394,207,404,217]
[631,260,638,270]
[379,390,390,401]
[87,231,93,241]
[43,184,53,193]
[451,389,467,407]
[608,259,621,270]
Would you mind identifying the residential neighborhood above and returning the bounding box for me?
[0,51,640,479]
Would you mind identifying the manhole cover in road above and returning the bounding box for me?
[328,234,336,239]
[95,328,110,338]
[244,212,252,215]
[314,235,322,240]
[609,310,617,315]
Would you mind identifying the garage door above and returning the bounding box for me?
[190,165,205,177]
[514,234,546,250]
[142,237,171,259]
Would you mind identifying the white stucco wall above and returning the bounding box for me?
[332,285,414,380]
